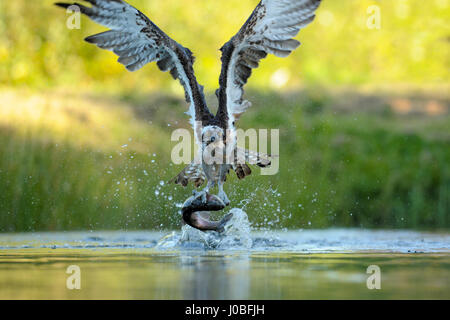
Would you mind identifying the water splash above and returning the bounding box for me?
[156,208,252,250]
[219,208,252,248]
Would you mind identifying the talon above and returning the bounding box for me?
[218,192,230,206]
[192,190,209,203]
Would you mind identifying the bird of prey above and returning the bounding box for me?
[55,0,321,207]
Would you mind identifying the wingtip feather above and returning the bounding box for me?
[54,2,71,9]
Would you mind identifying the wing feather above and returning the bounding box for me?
[216,0,321,128]
[55,0,213,142]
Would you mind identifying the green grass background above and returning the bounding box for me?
[0,0,448,231]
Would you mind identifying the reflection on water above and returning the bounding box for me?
[0,229,449,299]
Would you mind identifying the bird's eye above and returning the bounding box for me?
[210,136,216,142]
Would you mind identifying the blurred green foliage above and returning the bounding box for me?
[0,89,448,231]
[0,0,449,231]
[0,0,449,91]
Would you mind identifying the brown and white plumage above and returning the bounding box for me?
[171,162,206,188]
[216,0,321,131]
[56,0,321,205]
[55,0,213,143]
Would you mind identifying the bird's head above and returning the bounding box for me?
[201,125,224,149]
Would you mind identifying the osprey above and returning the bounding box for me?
[56,0,321,207]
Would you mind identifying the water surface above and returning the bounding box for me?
[0,229,448,299]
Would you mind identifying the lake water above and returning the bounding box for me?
[0,226,449,299]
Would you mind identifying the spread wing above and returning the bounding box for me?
[55,0,213,142]
[216,0,321,129]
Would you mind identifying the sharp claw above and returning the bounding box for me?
[192,190,209,203]
[218,192,230,206]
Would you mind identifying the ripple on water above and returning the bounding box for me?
[0,220,448,253]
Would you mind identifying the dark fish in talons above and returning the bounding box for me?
[181,193,233,232]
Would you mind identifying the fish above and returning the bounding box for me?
[181,193,233,232]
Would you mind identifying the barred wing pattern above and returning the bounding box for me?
[169,162,206,188]
[55,0,213,142]
[216,0,321,129]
